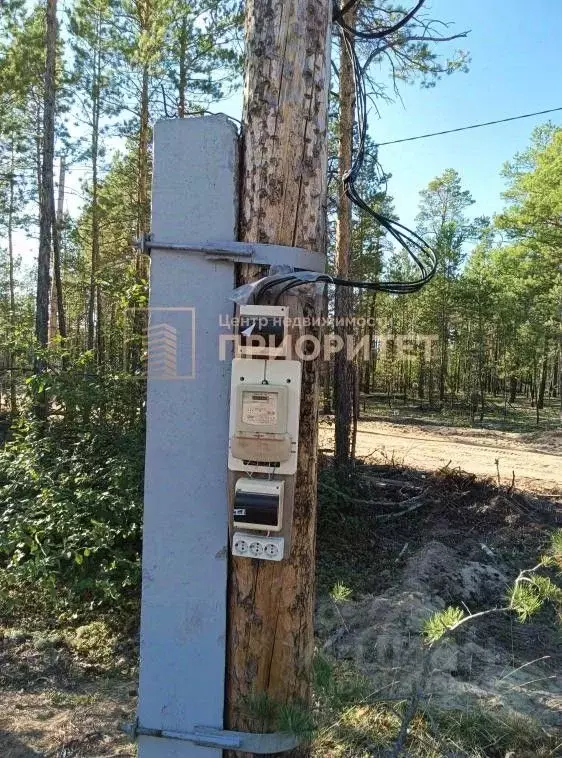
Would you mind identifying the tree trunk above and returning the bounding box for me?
[7,143,17,416]
[177,16,187,117]
[363,294,376,394]
[51,156,67,339]
[509,374,517,404]
[537,336,548,410]
[439,312,448,402]
[417,343,425,402]
[35,0,57,357]
[558,332,562,418]
[130,64,151,372]
[88,38,101,353]
[333,1,356,469]
[226,0,331,753]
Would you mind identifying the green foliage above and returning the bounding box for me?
[347,127,562,423]
[242,691,279,732]
[330,581,353,602]
[277,701,315,739]
[424,531,562,636]
[65,620,117,664]
[242,691,313,738]
[507,582,544,622]
[313,654,372,712]
[431,707,549,757]
[549,528,562,564]
[509,572,562,622]
[310,654,557,757]
[423,606,465,643]
[0,359,144,623]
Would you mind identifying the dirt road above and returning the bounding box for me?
[320,419,561,491]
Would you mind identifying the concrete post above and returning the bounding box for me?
[137,116,238,757]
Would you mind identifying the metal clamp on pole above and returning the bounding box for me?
[122,720,302,754]
[133,233,326,272]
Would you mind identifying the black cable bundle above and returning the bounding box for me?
[255,0,436,304]
[335,0,437,294]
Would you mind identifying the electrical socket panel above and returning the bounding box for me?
[232,532,284,561]
[228,358,301,475]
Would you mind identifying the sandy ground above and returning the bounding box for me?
[320,420,562,492]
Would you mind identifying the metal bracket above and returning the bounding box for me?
[122,720,301,754]
[134,233,325,273]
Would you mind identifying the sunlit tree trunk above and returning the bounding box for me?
[334,1,356,469]
[36,0,57,359]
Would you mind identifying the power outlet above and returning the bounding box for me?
[232,532,284,562]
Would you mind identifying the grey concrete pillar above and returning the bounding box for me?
[137,116,238,757]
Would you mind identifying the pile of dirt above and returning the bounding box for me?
[316,461,562,733]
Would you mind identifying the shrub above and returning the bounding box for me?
[0,364,144,624]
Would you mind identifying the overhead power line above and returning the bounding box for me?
[375,107,562,147]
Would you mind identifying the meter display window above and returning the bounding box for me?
[242,391,279,427]
[235,384,288,434]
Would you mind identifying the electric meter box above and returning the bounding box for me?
[237,305,289,358]
[228,358,301,475]
[233,478,284,531]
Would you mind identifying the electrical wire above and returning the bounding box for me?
[374,106,562,147]
[333,0,426,39]
[337,5,437,293]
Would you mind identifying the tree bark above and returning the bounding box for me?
[537,336,548,410]
[509,374,517,404]
[51,156,67,339]
[35,0,57,357]
[226,0,331,753]
[558,333,562,418]
[88,31,101,353]
[130,64,151,372]
[7,143,17,416]
[333,2,356,470]
[177,16,187,117]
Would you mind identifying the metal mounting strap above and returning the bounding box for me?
[123,720,301,754]
[134,234,326,273]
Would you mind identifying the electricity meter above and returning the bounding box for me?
[237,305,289,358]
[228,358,301,475]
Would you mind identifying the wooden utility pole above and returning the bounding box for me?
[334,2,356,468]
[226,0,331,749]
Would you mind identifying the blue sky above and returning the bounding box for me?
[364,0,562,227]
[221,0,561,228]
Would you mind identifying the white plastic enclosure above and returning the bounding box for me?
[237,305,289,358]
[228,358,301,475]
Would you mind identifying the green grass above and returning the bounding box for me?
[311,654,559,757]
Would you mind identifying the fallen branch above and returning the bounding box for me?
[374,493,432,521]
